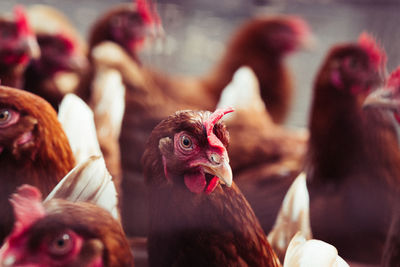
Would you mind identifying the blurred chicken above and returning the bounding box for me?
[0,156,134,267]
[0,6,40,88]
[23,5,89,111]
[0,86,75,243]
[75,0,158,182]
[216,67,308,235]
[142,107,281,267]
[77,0,160,102]
[362,67,400,266]
[305,33,400,264]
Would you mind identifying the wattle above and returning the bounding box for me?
[184,173,206,194]
[184,173,220,194]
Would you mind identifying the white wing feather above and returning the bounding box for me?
[284,233,349,267]
[44,156,119,220]
[268,172,312,258]
[58,94,103,164]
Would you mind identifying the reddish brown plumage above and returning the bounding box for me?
[142,110,281,267]
[305,35,400,264]
[361,68,400,266]
[0,86,75,243]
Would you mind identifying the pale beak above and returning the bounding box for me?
[363,88,400,111]
[200,153,233,187]
[299,33,318,51]
[26,36,40,60]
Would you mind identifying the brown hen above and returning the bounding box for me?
[306,33,400,264]
[0,85,75,243]
[142,108,281,267]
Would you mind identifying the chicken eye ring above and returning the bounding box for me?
[179,134,193,151]
[0,108,19,128]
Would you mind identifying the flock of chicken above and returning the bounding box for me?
[0,0,399,266]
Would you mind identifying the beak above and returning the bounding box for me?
[299,32,318,51]
[200,153,233,187]
[363,87,400,111]
[65,54,88,71]
[25,36,40,60]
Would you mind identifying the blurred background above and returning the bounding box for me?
[1,0,399,127]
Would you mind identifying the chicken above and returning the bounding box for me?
[362,67,400,266]
[216,67,308,235]
[133,15,313,122]
[0,156,134,266]
[0,85,75,243]
[305,33,400,264]
[142,107,281,267]
[23,5,89,111]
[77,0,160,103]
[0,6,40,88]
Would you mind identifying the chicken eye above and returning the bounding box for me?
[180,135,193,150]
[0,108,19,128]
[345,57,360,70]
[48,232,74,256]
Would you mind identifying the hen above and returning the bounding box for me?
[362,67,400,266]
[77,0,160,103]
[305,33,400,264]
[23,5,89,111]
[142,107,281,267]
[0,86,75,243]
[0,156,134,267]
[0,6,40,88]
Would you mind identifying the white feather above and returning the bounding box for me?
[44,156,119,220]
[268,172,311,257]
[58,94,102,164]
[90,66,126,140]
[216,66,265,120]
[284,233,349,267]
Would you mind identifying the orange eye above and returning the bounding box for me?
[0,109,10,123]
[0,108,19,128]
[48,232,74,257]
[180,134,193,150]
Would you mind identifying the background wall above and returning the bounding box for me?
[1,0,399,127]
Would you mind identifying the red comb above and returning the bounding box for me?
[287,15,311,38]
[358,32,387,68]
[204,107,234,151]
[13,5,32,37]
[9,185,45,237]
[387,67,400,91]
[136,0,154,24]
